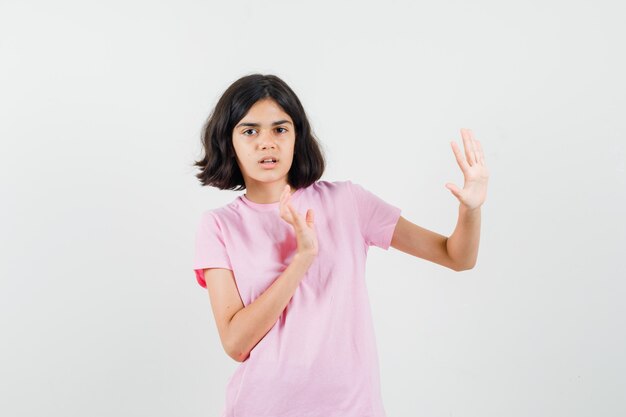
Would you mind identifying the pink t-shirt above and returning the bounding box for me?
[193,180,402,417]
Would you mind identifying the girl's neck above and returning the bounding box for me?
[244,183,295,204]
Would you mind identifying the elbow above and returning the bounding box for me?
[227,347,242,362]
[455,265,472,272]
[453,261,476,272]
[231,353,247,363]
[226,347,244,363]
[233,351,250,363]
[446,248,477,272]
[227,346,246,363]
[224,319,251,362]
[225,338,249,363]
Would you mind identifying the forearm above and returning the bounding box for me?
[446,204,481,270]
[227,253,315,362]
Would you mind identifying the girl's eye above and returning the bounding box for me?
[242,127,287,135]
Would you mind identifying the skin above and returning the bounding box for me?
[232,100,489,270]
[390,128,489,271]
[211,117,488,362]
[232,98,317,257]
[232,98,297,204]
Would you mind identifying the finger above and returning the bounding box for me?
[287,203,303,230]
[475,139,485,165]
[461,128,477,166]
[468,129,480,165]
[281,186,291,206]
[305,208,314,226]
[280,189,294,223]
[281,184,293,207]
[293,208,307,232]
[445,182,463,200]
[286,186,292,204]
[450,140,470,173]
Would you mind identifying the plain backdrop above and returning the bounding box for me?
[1,0,625,416]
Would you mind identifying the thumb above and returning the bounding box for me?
[445,183,462,199]
[305,208,314,226]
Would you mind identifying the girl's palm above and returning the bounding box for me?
[445,128,490,210]
[279,185,318,257]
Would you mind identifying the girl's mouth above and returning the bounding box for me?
[259,159,278,168]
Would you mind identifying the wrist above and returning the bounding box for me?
[294,252,316,265]
[460,203,481,213]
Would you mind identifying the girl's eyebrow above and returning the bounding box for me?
[236,120,293,128]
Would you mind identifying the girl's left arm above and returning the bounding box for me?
[443,128,489,269]
[445,204,481,270]
[390,128,489,271]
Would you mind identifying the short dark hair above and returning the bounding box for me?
[193,73,326,191]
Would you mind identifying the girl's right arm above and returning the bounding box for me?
[206,185,318,362]
[205,252,315,362]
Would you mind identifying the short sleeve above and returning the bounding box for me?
[193,211,233,288]
[346,180,402,250]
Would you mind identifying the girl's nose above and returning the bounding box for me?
[259,133,277,149]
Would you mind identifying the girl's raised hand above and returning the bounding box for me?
[279,184,318,257]
[445,128,490,210]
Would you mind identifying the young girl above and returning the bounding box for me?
[192,73,489,417]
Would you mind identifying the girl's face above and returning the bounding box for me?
[232,98,296,190]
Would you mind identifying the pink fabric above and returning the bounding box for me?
[193,180,402,417]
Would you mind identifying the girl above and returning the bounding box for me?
[192,73,488,417]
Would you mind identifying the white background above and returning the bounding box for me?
[1,0,625,416]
